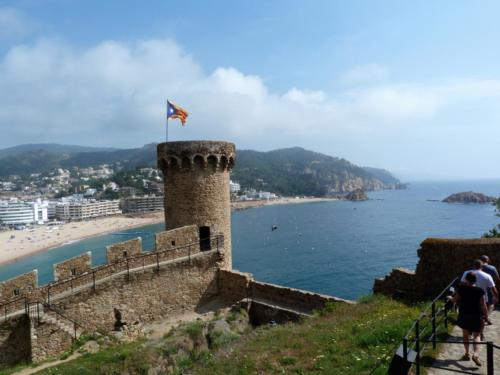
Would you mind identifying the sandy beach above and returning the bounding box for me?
[0,212,164,266]
[0,197,336,266]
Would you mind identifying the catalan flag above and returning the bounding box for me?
[167,100,189,126]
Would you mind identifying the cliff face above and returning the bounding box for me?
[442,191,497,203]
[233,147,402,197]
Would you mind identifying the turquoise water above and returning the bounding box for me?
[0,180,499,300]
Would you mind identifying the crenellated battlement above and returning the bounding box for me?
[157,141,235,172]
[0,225,223,314]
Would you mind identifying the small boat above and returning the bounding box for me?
[271,225,278,231]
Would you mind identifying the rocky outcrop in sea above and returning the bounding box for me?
[442,191,497,204]
[344,189,368,201]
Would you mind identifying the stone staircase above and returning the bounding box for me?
[28,303,83,340]
[39,309,83,339]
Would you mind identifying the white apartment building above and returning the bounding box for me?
[55,200,121,221]
[230,180,241,193]
[0,199,49,226]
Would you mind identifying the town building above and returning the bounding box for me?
[0,199,48,226]
[55,199,121,221]
[230,180,241,193]
[121,195,164,213]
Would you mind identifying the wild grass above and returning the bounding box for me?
[33,295,422,374]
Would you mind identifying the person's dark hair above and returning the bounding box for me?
[473,259,483,269]
[480,255,490,264]
[465,271,477,284]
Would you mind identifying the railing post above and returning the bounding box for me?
[444,302,448,329]
[415,320,420,375]
[487,341,494,375]
[36,302,40,324]
[156,252,160,272]
[74,322,77,341]
[126,258,130,281]
[92,271,96,291]
[217,235,219,252]
[403,337,408,362]
[188,244,191,264]
[47,286,50,305]
[432,302,437,349]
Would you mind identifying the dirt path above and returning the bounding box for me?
[13,353,81,375]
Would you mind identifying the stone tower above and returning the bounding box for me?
[157,141,236,269]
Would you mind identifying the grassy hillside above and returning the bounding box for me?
[28,295,420,375]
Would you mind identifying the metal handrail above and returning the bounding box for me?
[0,233,224,316]
[26,299,83,341]
[404,277,459,340]
[397,276,498,375]
[1,296,26,320]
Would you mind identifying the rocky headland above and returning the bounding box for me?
[344,189,368,201]
[442,191,497,204]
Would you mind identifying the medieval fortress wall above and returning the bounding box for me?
[374,237,500,299]
[0,140,344,366]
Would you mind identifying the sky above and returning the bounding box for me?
[1,1,500,180]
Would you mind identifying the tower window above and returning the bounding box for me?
[123,250,128,258]
[199,226,211,251]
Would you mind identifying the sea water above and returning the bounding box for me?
[0,180,499,300]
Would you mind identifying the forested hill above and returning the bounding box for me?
[0,144,403,196]
[232,147,402,196]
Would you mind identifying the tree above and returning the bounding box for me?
[483,198,500,238]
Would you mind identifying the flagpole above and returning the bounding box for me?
[166,100,169,142]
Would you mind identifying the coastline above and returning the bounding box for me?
[0,197,336,267]
[231,197,338,211]
[0,212,164,266]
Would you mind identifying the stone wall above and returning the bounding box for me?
[30,320,72,363]
[106,237,142,263]
[54,251,220,332]
[0,271,38,302]
[155,225,200,262]
[218,269,252,302]
[53,252,92,281]
[373,268,417,300]
[251,280,349,313]
[0,315,30,368]
[218,270,350,314]
[374,237,500,300]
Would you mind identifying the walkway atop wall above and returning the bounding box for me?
[427,309,500,374]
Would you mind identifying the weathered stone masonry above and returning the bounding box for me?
[0,140,351,366]
[374,237,500,300]
[53,252,92,281]
[158,141,235,269]
[0,270,38,302]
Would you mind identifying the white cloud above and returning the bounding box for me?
[0,7,33,39]
[2,37,500,178]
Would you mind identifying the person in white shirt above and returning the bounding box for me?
[461,259,498,303]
